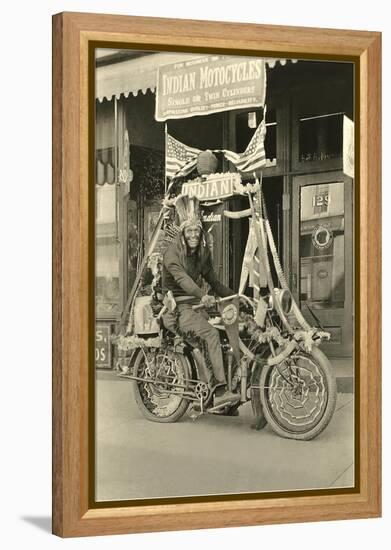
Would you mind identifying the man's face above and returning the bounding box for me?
[183,225,201,250]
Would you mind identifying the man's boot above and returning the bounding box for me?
[213,387,240,407]
[210,403,240,417]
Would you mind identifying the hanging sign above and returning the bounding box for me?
[343,115,354,178]
[201,212,221,223]
[181,172,241,201]
[155,55,266,121]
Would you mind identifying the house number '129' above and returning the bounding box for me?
[312,193,330,207]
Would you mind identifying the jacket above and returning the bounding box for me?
[162,234,233,300]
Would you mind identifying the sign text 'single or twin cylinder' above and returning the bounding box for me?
[156,55,266,121]
[162,60,263,96]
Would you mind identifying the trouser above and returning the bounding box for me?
[162,304,226,385]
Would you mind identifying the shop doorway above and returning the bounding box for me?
[291,171,353,357]
[229,176,283,291]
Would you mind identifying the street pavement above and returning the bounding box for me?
[95,369,355,502]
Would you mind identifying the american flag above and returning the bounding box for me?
[223,120,267,173]
[166,133,201,180]
[239,220,267,296]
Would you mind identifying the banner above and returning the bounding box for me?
[343,115,354,178]
[155,55,266,121]
[181,173,241,201]
[218,298,241,366]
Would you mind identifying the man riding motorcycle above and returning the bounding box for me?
[162,194,238,407]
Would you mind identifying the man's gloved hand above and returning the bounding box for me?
[201,294,216,308]
[239,295,254,310]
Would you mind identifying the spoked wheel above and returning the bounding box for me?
[259,347,337,440]
[132,348,191,423]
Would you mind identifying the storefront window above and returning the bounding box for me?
[96,184,120,316]
[96,147,115,185]
[299,113,343,163]
[299,182,345,309]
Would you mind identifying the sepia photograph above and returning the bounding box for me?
[94,48,355,503]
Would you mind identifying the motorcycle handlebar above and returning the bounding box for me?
[192,302,209,311]
[192,294,253,311]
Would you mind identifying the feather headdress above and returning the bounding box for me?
[174,195,202,230]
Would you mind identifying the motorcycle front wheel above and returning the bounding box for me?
[259,347,337,440]
[132,348,191,423]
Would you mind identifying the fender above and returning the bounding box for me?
[116,348,140,374]
[122,347,143,375]
[169,341,202,381]
[128,342,205,384]
[169,338,210,384]
[266,341,298,365]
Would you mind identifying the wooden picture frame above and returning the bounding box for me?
[52,12,381,537]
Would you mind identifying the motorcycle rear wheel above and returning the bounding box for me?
[132,348,191,423]
[259,347,337,440]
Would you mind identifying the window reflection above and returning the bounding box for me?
[299,113,343,163]
[96,184,120,316]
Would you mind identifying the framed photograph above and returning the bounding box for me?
[52,12,381,537]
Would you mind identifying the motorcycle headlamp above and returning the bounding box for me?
[268,288,293,315]
[279,289,293,315]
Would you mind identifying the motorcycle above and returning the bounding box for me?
[115,180,337,440]
[118,290,337,441]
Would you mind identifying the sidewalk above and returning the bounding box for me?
[330,356,354,393]
[95,373,355,501]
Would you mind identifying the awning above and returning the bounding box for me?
[96,52,297,102]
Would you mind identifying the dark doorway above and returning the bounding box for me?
[229,176,283,292]
[262,176,284,286]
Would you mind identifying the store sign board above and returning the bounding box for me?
[95,324,111,369]
[155,55,266,121]
[182,173,240,201]
[343,115,354,178]
[202,212,222,222]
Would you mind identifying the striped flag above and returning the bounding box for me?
[223,120,267,173]
[166,133,201,180]
[239,219,267,295]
